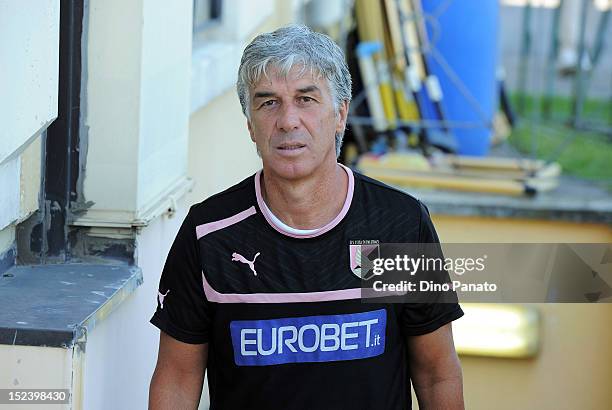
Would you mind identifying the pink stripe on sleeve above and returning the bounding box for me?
[195,206,257,239]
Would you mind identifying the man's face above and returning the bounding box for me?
[247,65,348,181]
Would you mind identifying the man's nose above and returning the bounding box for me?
[276,103,300,132]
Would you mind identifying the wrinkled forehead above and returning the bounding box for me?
[248,61,326,90]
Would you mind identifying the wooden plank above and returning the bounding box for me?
[446,155,546,172]
[362,169,534,196]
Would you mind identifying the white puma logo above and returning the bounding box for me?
[158,289,170,309]
[232,252,260,276]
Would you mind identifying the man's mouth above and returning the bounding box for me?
[277,143,306,151]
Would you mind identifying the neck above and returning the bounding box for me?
[261,162,348,230]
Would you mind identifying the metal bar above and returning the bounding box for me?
[517,3,532,115]
[589,8,610,68]
[570,0,590,127]
[542,1,562,119]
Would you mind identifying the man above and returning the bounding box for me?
[149,25,464,409]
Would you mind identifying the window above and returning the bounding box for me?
[193,0,222,34]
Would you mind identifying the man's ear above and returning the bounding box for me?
[335,100,349,134]
[247,120,256,143]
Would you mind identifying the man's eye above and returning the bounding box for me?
[299,96,314,103]
[261,100,276,107]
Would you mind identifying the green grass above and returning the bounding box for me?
[511,93,611,124]
[507,93,612,185]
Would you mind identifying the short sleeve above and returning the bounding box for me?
[400,201,464,337]
[150,208,212,344]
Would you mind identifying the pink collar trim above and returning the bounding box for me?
[255,164,355,239]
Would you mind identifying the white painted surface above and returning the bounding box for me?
[231,0,274,41]
[0,136,42,231]
[190,42,241,113]
[137,0,192,211]
[305,0,344,29]
[0,225,15,254]
[82,0,191,226]
[0,0,59,165]
[19,137,42,220]
[0,157,20,230]
[0,345,72,410]
[188,89,262,205]
[82,0,144,221]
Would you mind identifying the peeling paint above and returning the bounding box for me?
[69,227,136,264]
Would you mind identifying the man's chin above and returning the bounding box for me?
[264,161,316,182]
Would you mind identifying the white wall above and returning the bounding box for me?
[190,0,273,113]
[80,0,192,227]
[188,89,262,204]
[0,136,42,233]
[0,158,20,230]
[0,345,72,410]
[137,0,192,211]
[0,0,59,165]
[0,0,58,232]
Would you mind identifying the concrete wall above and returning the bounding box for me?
[461,304,612,410]
[80,0,192,226]
[0,0,59,165]
[0,137,41,251]
[433,215,612,243]
[0,345,72,410]
[187,88,261,205]
[433,213,612,410]
[0,1,65,407]
[0,0,57,260]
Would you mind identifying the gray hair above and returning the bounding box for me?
[236,25,352,157]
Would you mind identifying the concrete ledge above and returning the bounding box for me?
[0,263,142,347]
[405,177,612,224]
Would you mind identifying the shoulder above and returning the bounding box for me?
[188,174,256,225]
[353,170,428,214]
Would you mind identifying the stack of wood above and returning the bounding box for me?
[349,0,551,197]
[357,153,561,196]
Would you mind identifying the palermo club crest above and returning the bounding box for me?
[349,242,380,280]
